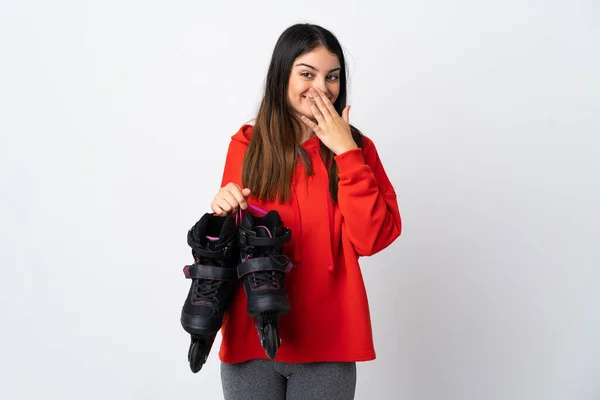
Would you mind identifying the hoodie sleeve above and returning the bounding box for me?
[334,136,402,256]
[220,133,248,189]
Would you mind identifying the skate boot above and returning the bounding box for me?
[237,210,293,359]
[181,213,239,373]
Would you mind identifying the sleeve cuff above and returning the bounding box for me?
[334,148,365,173]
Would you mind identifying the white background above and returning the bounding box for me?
[1,0,599,399]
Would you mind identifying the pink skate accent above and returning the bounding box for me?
[255,225,273,238]
[236,208,242,225]
[208,202,268,228]
[248,204,268,216]
[183,264,230,280]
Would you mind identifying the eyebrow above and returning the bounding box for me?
[295,63,341,73]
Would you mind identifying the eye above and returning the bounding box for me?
[327,75,340,82]
[300,72,313,78]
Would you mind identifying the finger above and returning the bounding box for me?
[300,115,318,132]
[234,191,249,210]
[227,183,251,197]
[342,105,351,123]
[308,100,326,125]
[316,88,338,117]
[216,199,233,214]
[211,203,227,217]
[311,88,332,121]
[223,192,243,213]
[227,182,242,192]
[211,198,227,216]
[228,186,248,209]
[222,192,240,212]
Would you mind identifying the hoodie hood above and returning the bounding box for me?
[232,123,322,149]
[231,123,254,146]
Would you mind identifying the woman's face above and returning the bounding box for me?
[287,46,341,121]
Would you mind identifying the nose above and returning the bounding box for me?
[312,79,329,96]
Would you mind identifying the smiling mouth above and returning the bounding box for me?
[303,95,334,102]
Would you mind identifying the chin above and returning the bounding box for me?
[290,106,311,119]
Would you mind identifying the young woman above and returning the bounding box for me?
[211,23,401,400]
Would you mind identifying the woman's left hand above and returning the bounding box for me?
[300,88,358,155]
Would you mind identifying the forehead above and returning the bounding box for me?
[293,46,340,68]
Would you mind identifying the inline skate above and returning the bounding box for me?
[236,210,293,359]
[181,213,239,373]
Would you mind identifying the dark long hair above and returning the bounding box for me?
[242,23,363,203]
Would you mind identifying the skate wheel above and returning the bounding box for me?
[263,323,280,359]
[188,338,209,373]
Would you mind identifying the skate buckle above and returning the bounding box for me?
[222,246,232,257]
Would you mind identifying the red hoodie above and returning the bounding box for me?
[218,124,401,363]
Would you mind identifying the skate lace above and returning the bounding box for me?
[252,271,281,289]
[191,234,228,301]
[194,279,221,301]
[245,225,284,289]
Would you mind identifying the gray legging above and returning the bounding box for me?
[221,359,357,400]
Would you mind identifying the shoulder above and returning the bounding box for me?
[355,133,387,168]
[230,123,254,145]
[355,132,377,159]
[349,125,375,153]
[360,134,375,150]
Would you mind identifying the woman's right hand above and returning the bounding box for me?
[211,182,252,216]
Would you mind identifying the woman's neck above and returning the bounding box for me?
[299,123,315,144]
